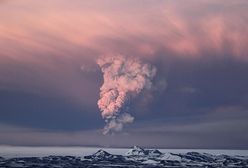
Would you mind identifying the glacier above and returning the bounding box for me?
[0,146,248,167]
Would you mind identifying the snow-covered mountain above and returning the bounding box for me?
[125,146,162,157]
[79,147,248,167]
[0,146,247,167]
[85,149,112,160]
[126,146,147,156]
[84,149,126,162]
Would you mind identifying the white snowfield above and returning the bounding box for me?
[0,145,247,158]
[0,146,248,167]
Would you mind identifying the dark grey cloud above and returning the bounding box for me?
[0,108,247,149]
[0,55,248,148]
[0,90,102,131]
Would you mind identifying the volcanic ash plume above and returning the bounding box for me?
[97,55,157,134]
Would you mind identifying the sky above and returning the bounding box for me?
[0,0,248,149]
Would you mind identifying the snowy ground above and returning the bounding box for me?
[0,146,248,168]
[0,146,247,158]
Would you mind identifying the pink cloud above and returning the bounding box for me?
[0,0,247,107]
[0,0,248,62]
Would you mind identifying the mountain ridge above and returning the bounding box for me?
[0,146,247,167]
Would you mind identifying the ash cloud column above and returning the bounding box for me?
[97,54,157,134]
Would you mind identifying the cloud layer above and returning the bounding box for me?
[0,0,248,148]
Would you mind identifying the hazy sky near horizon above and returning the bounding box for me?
[0,0,248,148]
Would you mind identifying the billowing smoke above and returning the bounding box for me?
[97,54,156,134]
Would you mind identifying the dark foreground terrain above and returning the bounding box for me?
[0,146,248,168]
